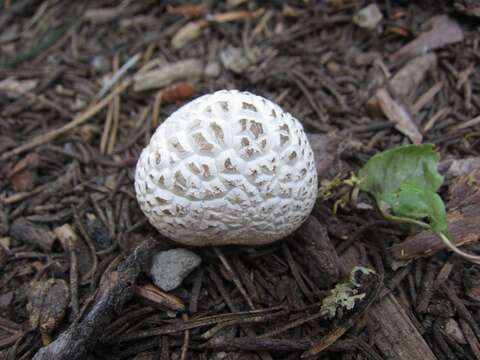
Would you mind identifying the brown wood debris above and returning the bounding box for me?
[390,167,480,261]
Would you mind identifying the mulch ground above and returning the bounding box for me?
[1,1,480,359]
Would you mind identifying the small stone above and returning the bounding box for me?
[353,4,383,30]
[149,249,201,291]
[204,61,222,78]
[220,46,250,74]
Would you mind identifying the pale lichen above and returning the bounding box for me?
[320,266,375,319]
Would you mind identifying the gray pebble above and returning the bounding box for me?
[204,61,222,78]
[148,249,201,291]
[220,46,249,74]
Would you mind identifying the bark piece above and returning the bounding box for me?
[459,319,480,359]
[0,241,8,270]
[10,218,56,251]
[447,167,480,208]
[389,54,437,100]
[27,279,70,333]
[85,213,112,251]
[135,284,185,312]
[8,153,40,192]
[133,59,204,91]
[54,224,93,280]
[367,54,437,115]
[464,267,480,301]
[305,133,339,179]
[0,203,8,236]
[296,216,340,288]
[391,15,463,64]
[340,247,437,360]
[10,169,36,192]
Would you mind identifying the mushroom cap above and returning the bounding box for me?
[135,90,318,246]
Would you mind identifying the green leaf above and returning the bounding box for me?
[358,144,447,232]
[393,184,447,232]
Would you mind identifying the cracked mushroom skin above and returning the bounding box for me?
[135,90,318,246]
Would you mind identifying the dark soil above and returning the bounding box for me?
[1,1,480,359]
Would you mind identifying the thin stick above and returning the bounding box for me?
[151,90,163,129]
[1,79,131,162]
[453,114,480,131]
[69,237,79,319]
[214,247,256,310]
[180,314,190,360]
[96,53,140,99]
[107,55,121,154]
[100,101,114,154]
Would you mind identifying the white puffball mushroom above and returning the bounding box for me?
[135,90,318,246]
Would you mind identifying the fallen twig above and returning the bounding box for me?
[96,53,140,99]
[32,238,159,360]
[1,79,131,162]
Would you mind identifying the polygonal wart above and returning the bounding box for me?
[135,90,318,246]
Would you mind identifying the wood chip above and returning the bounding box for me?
[368,54,437,114]
[0,241,8,270]
[305,133,340,178]
[10,218,56,251]
[391,15,463,64]
[171,20,208,50]
[296,216,340,288]
[390,54,437,100]
[340,247,437,360]
[133,59,204,92]
[27,279,70,333]
[135,284,185,312]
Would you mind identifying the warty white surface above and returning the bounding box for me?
[135,90,318,246]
